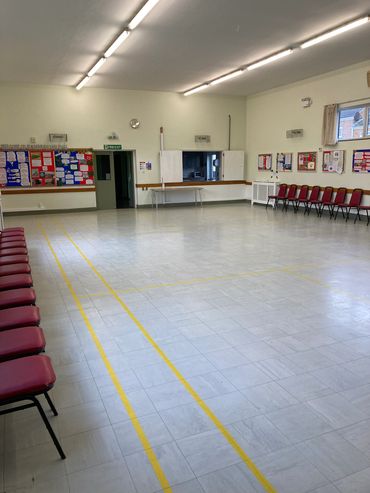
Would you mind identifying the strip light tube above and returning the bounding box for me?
[76,76,91,91]
[301,16,369,49]
[184,84,209,96]
[87,58,107,77]
[247,49,293,71]
[104,30,131,58]
[210,69,244,85]
[128,0,161,30]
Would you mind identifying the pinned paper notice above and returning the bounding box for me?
[80,165,88,171]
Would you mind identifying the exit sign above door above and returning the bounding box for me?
[104,144,122,150]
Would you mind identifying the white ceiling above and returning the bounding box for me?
[1,0,369,96]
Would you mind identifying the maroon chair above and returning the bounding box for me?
[357,204,370,226]
[0,247,28,256]
[334,188,363,222]
[282,184,298,211]
[266,183,287,209]
[0,231,25,238]
[0,255,29,266]
[0,326,45,362]
[0,288,36,309]
[0,274,33,291]
[293,185,309,213]
[0,355,65,459]
[1,227,24,234]
[0,236,25,244]
[312,186,333,217]
[0,241,27,250]
[0,264,31,277]
[0,305,40,331]
[304,186,321,215]
[325,187,347,219]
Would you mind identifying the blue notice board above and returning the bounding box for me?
[0,150,31,187]
[54,150,94,186]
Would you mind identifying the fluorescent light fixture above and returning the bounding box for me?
[128,0,160,30]
[76,76,91,91]
[104,30,131,57]
[184,84,209,96]
[210,69,244,86]
[301,16,369,49]
[87,57,107,77]
[247,49,293,71]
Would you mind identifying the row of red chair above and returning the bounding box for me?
[267,184,369,223]
[0,227,65,460]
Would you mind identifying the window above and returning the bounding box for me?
[338,103,370,141]
[182,151,221,181]
[96,154,111,180]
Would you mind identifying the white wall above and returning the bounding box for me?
[0,83,246,209]
[245,61,370,191]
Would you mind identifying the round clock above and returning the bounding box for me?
[129,118,140,129]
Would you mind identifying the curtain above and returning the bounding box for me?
[322,104,338,146]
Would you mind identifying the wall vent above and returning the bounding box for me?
[49,133,68,143]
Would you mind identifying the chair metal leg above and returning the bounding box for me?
[44,392,58,416]
[33,397,66,460]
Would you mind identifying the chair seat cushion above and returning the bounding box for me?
[0,305,40,331]
[0,327,45,362]
[358,205,370,210]
[0,355,55,401]
[0,288,36,309]
[0,274,33,291]
[1,227,24,233]
[0,242,27,250]
[0,255,29,266]
[0,248,28,256]
[0,236,25,244]
[0,264,31,277]
[0,231,25,238]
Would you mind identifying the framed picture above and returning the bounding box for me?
[297,151,317,172]
[322,150,344,174]
[258,153,272,171]
[277,152,293,172]
[352,149,370,173]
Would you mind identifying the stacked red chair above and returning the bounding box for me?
[0,226,65,460]
[266,183,287,209]
[333,188,363,222]
[282,184,298,211]
[303,186,321,215]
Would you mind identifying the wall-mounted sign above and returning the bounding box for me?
[195,135,211,143]
[104,144,122,150]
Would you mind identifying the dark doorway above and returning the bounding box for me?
[114,151,135,208]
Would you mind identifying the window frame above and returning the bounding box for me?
[337,103,370,142]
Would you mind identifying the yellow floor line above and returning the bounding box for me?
[39,227,173,493]
[60,227,278,493]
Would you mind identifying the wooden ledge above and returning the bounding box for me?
[1,187,96,195]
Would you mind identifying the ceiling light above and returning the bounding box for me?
[76,76,91,91]
[184,84,209,96]
[87,58,107,77]
[128,0,161,30]
[301,16,369,49]
[210,69,244,85]
[247,49,293,71]
[104,30,131,57]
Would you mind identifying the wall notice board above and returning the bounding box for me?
[258,154,272,171]
[54,150,94,186]
[322,150,344,174]
[352,149,370,173]
[30,150,56,186]
[0,150,31,187]
[297,151,317,172]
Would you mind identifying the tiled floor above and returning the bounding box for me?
[2,203,370,493]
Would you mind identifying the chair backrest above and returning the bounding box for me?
[297,185,309,200]
[286,184,297,199]
[309,186,321,201]
[277,183,288,199]
[321,186,333,203]
[334,187,347,205]
[348,188,363,207]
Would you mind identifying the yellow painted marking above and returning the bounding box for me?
[61,228,278,493]
[39,227,173,493]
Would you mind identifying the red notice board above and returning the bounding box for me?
[30,150,56,186]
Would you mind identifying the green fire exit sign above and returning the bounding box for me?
[104,144,122,150]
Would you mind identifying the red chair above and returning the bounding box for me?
[282,184,298,211]
[0,241,27,250]
[0,326,45,362]
[303,186,321,215]
[293,185,309,213]
[325,187,347,219]
[0,288,36,309]
[1,227,24,234]
[266,183,287,209]
[0,231,25,238]
[334,188,363,222]
[312,186,333,217]
[0,264,31,277]
[0,274,33,291]
[0,235,25,244]
[0,305,40,331]
[357,204,370,225]
[0,255,29,266]
[0,355,65,459]
[0,247,28,256]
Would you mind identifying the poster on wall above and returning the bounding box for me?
[258,153,272,171]
[297,151,317,172]
[0,150,31,187]
[276,153,293,172]
[54,150,94,185]
[322,150,344,174]
[30,150,56,186]
[352,149,370,173]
